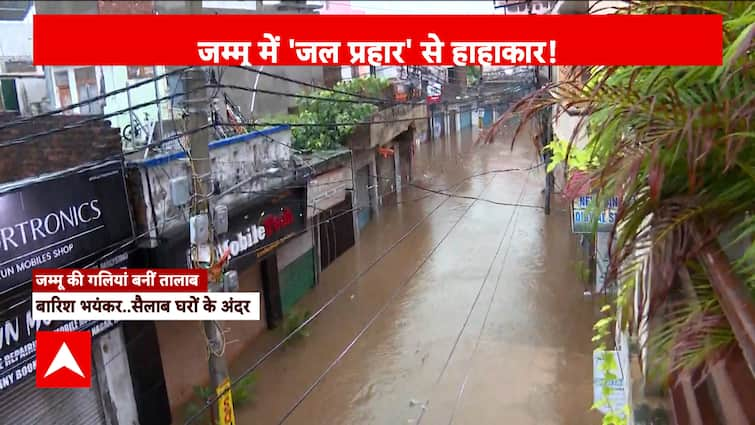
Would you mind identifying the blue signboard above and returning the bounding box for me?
[571,196,619,233]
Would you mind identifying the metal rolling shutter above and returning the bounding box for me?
[0,370,106,425]
[355,166,371,230]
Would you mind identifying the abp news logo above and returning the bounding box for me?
[36,331,92,388]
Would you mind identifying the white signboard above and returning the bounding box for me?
[307,167,350,216]
[593,350,628,416]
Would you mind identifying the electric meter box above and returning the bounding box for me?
[189,214,210,245]
[170,176,191,206]
[214,204,229,234]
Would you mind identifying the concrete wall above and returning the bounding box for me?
[101,66,169,135]
[127,126,293,244]
[367,103,426,149]
[222,65,325,119]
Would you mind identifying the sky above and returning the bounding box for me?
[348,1,495,14]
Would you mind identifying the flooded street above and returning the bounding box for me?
[226,125,602,425]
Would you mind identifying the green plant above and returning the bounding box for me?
[485,1,754,422]
[592,306,630,425]
[281,77,391,151]
[544,138,599,172]
[466,66,482,86]
[183,372,259,425]
[281,308,312,344]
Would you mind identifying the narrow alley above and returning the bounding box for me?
[224,125,602,425]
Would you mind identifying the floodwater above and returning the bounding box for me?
[221,124,602,425]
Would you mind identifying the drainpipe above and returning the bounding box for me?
[250,65,264,118]
[153,66,164,141]
[43,66,56,111]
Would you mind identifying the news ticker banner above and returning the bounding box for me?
[33,15,722,67]
[31,269,260,321]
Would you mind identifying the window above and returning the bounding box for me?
[54,70,73,112]
[74,67,102,115]
[127,66,155,80]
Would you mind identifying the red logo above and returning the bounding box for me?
[36,331,91,388]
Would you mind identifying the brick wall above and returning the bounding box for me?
[0,112,123,185]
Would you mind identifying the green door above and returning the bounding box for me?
[279,249,316,314]
[1,79,20,111]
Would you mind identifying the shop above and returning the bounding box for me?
[139,185,308,413]
[308,166,355,272]
[0,160,141,425]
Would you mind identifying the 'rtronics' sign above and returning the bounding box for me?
[0,161,134,293]
[571,196,619,234]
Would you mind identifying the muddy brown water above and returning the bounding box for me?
[191,125,601,425]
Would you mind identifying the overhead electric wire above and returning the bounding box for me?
[234,65,423,106]
[414,165,533,425]
[0,78,427,150]
[0,84,215,149]
[0,67,190,132]
[274,168,506,424]
[182,181,457,425]
[181,153,545,424]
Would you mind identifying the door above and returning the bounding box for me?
[122,322,172,425]
[399,141,412,187]
[260,255,283,329]
[0,79,19,111]
[355,166,371,231]
[376,149,396,200]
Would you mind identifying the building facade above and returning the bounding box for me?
[0,111,143,425]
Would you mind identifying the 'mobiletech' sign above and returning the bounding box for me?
[0,161,133,293]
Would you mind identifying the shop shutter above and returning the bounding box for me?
[318,195,356,270]
[278,232,315,314]
[0,370,106,425]
[279,249,315,314]
[483,108,493,126]
[355,166,371,230]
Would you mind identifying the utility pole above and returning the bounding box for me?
[184,3,235,425]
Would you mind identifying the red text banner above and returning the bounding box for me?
[33,14,722,66]
[32,269,208,292]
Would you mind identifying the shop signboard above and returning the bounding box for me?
[0,161,134,294]
[571,195,619,234]
[187,187,307,266]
